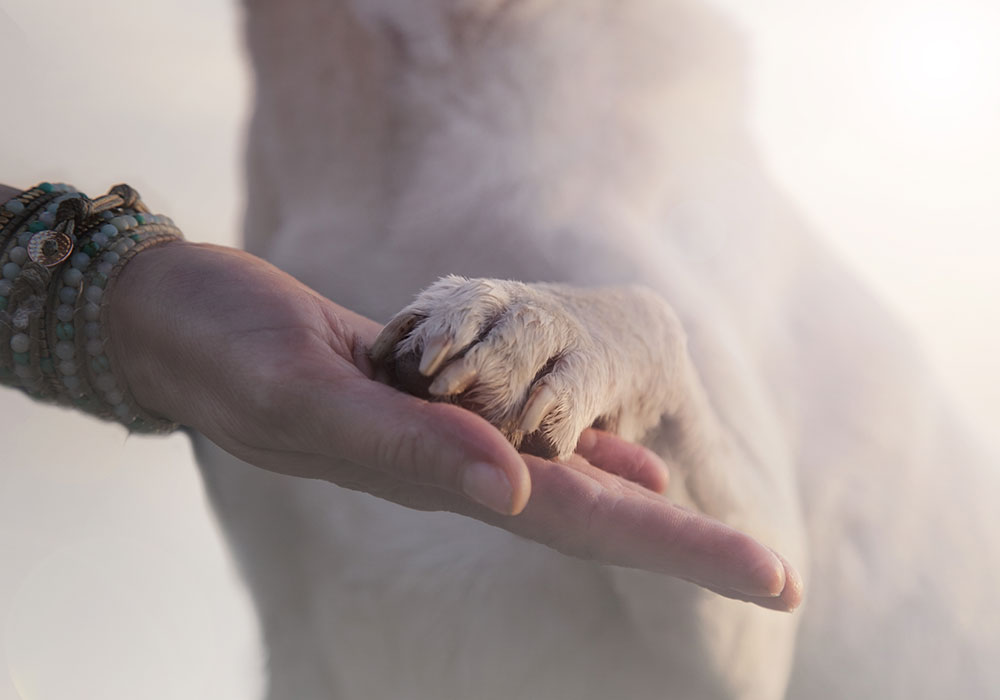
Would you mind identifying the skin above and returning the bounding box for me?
[0,184,800,610]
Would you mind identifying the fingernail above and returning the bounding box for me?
[575,429,597,452]
[462,462,514,514]
[736,551,786,598]
[771,549,804,609]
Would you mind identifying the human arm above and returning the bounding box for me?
[0,183,799,609]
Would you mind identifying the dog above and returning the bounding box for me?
[192,0,1000,697]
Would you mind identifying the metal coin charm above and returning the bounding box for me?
[26,230,74,267]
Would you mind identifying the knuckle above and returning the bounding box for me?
[580,484,626,561]
[375,423,430,484]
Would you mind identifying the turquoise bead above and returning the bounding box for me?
[56,304,74,323]
[94,374,116,392]
[91,355,111,373]
[28,221,46,232]
[55,341,74,361]
[10,333,30,353]
[62,267,83,287]
[39,182,54,193]
[70,252,91,270]
[9,247,27,265]
[12,352,29,365]
[56,323,74,341]
[135,213,146,224]
[39,357,54,375]
[0,296,7,311]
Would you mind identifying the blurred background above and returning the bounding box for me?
[0,0,997,697]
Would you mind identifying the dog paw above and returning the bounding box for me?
[371,276,632,459]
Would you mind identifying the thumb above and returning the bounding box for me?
[323,377,532,514]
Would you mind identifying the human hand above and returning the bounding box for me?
[108,242,801,610]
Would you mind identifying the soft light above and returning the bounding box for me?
[868,1,1000,133]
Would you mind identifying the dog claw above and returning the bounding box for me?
[519,384,558,433]
[429,361,477,396]
[371,314,418,364]
[419,336,453,376]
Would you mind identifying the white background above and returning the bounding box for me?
[0,0,997,698]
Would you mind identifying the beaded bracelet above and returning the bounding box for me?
[0,183,184,433]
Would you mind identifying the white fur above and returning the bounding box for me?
[194,0,1000,697]
[371,276,690,457]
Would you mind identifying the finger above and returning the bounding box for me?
[363,449,801,611]
[299,438,801,610]
[312,375,532,515]
[501,455,788,601]
[574,428,670,494]
[242,448,481,515]
[767,548,804,610]
[702,551,803,611]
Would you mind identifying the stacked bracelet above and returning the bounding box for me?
[0,183,184,433]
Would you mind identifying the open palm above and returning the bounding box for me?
[108,241,801,610]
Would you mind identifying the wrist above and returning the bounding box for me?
[106,239,194,422]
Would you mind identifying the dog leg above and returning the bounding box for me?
[373,273,806,699]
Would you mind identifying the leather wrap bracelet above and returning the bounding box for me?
[0,183,183,433]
